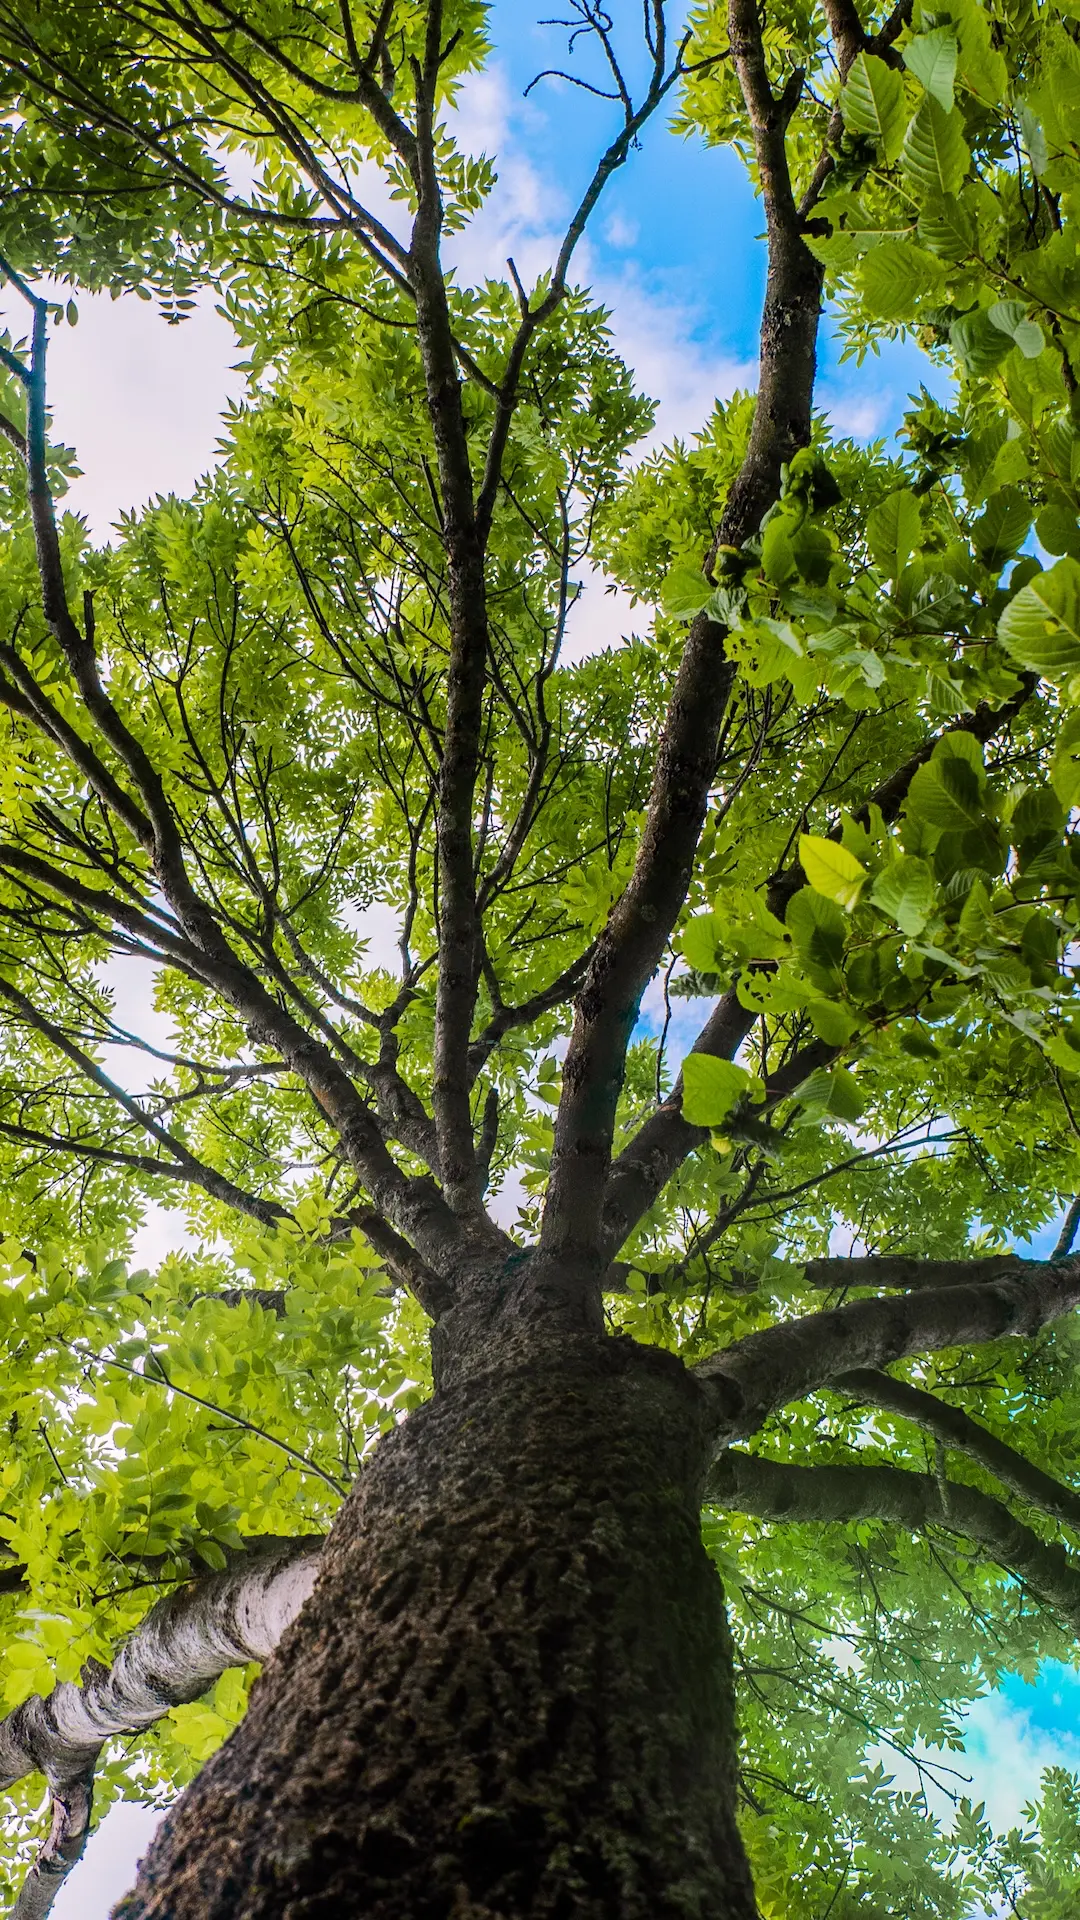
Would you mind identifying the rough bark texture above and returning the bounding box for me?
[113,1330,758,1920]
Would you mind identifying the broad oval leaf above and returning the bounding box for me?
[799,835,867,910]
[786,888,848,987]
[1052,711,1080,805]
[903,27,958,111]
[866,488,923,578]
[680,911,723,972]
[902,96,970,198]
[859,240,945,322]
[971,486,1033,569]
[795,1065,866,1122]
[906,756,986,831]
[998,557,1080,680]
[842,52,907,161]
[949,308,1013,377]
[661,563,713,620]
[987,299,1045,359]
[681,1055,751,1127]
[918,196,975,261]
[870,855,937,935]
[807,999,862,1045]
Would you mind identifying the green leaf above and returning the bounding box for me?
[903,28,958,111]
[866,488,923,578]
[918,196,975,261]
[971,487,1033,569]
[1036,503,1080,559]
[901,96,970,198]
[899,1027,940,1058]
[807,999,861,1045]
[796,1065,866,1122]
[700,888,790,962]
[799,834,867,910]
[859,241,945,322]
[987,300,1045,359]
[760,510,795,583]
[788,520,835,586]
[681,1055,752,1127]
[1017,99,1048,177]
[934,730,986,775]
[1052,711,1080,805]
[786,888,848,986]
[681,911,723,972]
[842,52,907,161]
[870,856,938,935]
[906,755,986,831]
[949,309,1012,377]
[998,558,1080,679]
[661,563,713,620]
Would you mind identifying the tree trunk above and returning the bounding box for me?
[113,1328,758,1919]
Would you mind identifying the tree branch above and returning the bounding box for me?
[708,1450,1080,1636]
[837,1367,1080,1533]
[475,17,686,540]
[696,1254,1080,1442]
[1055,1195,1080,1258]
[538,0,826,1280]
[802,1253,1028,1292]
[0,973,290,1230]
[0,297,484,1276]
[719,0,825,543]
[797,0,878,220]
[1,1538,323,1920]
[0,1117,287,1231]
[0,639,152,847]
[397,2,490,1218]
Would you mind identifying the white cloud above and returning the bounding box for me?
[868,1685,1080,1845]
[487,1162,530,1233]
[958,1689,1080,1832]
[818,386,890,443]
[94,954,178,1084]
[609,283,753,448]
[343,899,406,975]
[638,973,715,1079]
[33,292,243,542]
[445,62,754,450]
[445,65,568,290]
[91,954,202,1265]
[604,210,639,250]
[127,1199,200,1270]
[561,560,644,664]
[0,63,751,554]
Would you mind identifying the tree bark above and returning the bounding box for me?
[113,1329,759,1920]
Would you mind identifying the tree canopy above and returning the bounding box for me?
[2,1,1080,1915]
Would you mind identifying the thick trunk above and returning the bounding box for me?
[114,1330,758,1919]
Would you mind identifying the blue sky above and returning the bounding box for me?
[7,3,1072,1910]
[482,0,948,439]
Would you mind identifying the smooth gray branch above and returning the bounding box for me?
[696,1254,1080,1442]
[837,1367,1080,1534]
[709,1450,1080,1636]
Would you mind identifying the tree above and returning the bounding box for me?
[1,0,1080,1913]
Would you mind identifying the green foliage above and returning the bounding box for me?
[3,0,1080,1912]
[842,52,908,162]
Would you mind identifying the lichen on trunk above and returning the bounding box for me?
[114,1329,758,1920]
